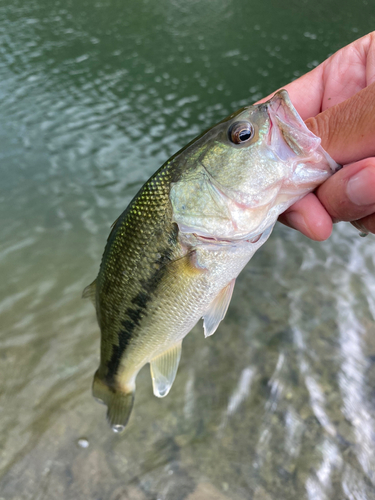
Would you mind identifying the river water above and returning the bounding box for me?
[1,1,375,499]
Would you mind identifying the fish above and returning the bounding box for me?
[83,89,339,432]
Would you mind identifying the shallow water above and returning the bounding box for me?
[1,1,375,499]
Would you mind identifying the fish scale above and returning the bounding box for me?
[96,165,180,374]
[84,90,339,431]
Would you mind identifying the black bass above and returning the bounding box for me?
[84,90,339,432]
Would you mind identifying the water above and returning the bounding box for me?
[1,1,375,498]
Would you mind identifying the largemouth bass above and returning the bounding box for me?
[84,90,339,432]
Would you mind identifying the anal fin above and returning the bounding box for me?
[203,279,235,338]
[150,342,182,398]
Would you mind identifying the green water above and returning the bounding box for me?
[1,1,375,499]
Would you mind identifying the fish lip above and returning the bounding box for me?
[192,232,263,245]
[266,90,340,173]
[266,89,320,158]
[267,89,309,136]
[193,233,232,244]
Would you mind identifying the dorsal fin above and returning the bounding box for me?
[107,215,121,242]
[203,279,235,337]
[150,342,182,397]
[82,279,97,305]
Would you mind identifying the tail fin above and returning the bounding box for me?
[92,371,135,433]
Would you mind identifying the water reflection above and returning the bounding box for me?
[1,0,375,498]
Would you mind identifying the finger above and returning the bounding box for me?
[257,32,375,120]
[315,158,375,224]
[318,31,375,111]
[305,82,375,165]
[289,32,375,115]
[256,66,324,118]
[279,193,333,241]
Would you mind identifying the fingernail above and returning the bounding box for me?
[347,167,375,205]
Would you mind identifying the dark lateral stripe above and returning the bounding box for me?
[126,307,143,325]
[131,291,149,309]
[105,249,174,384]
[105,321,133,385]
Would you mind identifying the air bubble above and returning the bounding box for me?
[112,424,125,433]
[77,438,89,449]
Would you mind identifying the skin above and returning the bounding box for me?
[259,31,375,240]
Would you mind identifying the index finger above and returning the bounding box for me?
[257,32,375,120]
[256,66,324,119]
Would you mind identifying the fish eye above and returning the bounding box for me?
[228,121,254,145]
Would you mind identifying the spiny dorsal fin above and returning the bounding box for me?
[150,342,182,398]
[203,279,235,338]
[82,279,97,305]
[110,216,120,229]
[107,215,121,242]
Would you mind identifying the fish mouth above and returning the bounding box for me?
[266,90,339,174]
[192,232,263,245]
[266,89,322,160]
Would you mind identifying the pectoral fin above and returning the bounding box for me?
[203,279,235,338]
[150,342,182,398]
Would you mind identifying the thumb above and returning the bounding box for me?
[304,81,375,165]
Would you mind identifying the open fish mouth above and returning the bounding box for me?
[266,90,339,173]
[267,89,321,159]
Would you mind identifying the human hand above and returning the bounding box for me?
[264,32,375,240]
